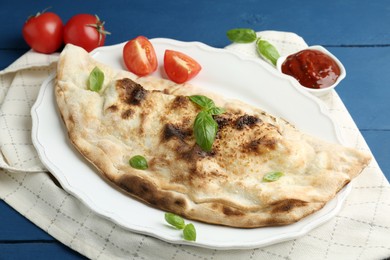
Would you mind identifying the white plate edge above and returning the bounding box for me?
[30,39,351,249]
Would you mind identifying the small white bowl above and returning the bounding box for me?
[276,45,346,97]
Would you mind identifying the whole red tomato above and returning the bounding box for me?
[64,14,110,52]
[22,11,63,54]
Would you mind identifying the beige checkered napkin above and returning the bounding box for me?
[0,50,58,172]
[1,32,390,260]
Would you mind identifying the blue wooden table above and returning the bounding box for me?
[1,0,389,258]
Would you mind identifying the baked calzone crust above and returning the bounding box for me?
[55,44,371,228]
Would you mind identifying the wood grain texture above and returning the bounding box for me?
[0,242,85,259]
[0,0,389,50]
[0,0,389,259]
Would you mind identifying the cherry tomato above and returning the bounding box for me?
[64,14,110,52]
[22,11,63,54]
[123,36,158,76]
[163,50,202,84]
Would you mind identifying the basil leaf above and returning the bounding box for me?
[164,213,185,229]
[207,106,225,115]
[194,111,218,152]
[88,66,104,92]
[256,39,280,66]
[189,95,225,152]
[129,155,148,170]
[263,171,284,182]
[189,95,215,110]
[183,223,196,241]
[227,28,257,43]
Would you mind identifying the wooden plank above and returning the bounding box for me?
[362,130,390,178]
[0,1,390,50]
[0,201,53,241]
[330,47,390,130]
[0,243,85,259]
[0,50,26,70]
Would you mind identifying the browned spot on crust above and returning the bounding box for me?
[106,105,118,112]
[235,115,261,130]
[271,199,307,214]
[139,112,147,135]
[117,174,188,212]
[174,198,186,207]
[121,109,134,119]
[162,123,193,142]
[222,205,244,216]
[209,203,244,217]
[170,96,189,110]
[213,115,232,130]
[179,145,214,162]
[116,78,147,105]
[147,157,160,170]
[68,114,75,124]
[243,136,277,153]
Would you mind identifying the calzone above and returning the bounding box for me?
[55,44,371,228]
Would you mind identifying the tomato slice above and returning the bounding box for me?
[123,36,158,76]
[164,50,202,84]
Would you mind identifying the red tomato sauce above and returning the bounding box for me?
[281,49,341,89]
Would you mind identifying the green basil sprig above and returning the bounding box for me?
[256,38,280,66]
[183,223,196,241]
[189,95,225,152]
[189,95,216,110]
[164,212,197,241]
[226,28,257,43]
[263,171,284,182]
[88,66,104,92]
[226,28,281,66]
[129,155,148,170]
[207,106,225,116]
[165,212,185,229]
[194,111,218,152]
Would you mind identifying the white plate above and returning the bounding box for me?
[31,38,349,249]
